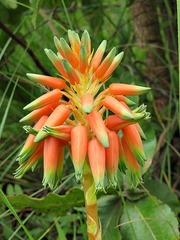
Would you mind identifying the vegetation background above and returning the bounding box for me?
[0,0,179,239]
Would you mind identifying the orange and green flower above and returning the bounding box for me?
[16,29,150,190]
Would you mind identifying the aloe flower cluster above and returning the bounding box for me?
[15,30,150,190]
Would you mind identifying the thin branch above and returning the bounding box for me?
[0,21,50,75]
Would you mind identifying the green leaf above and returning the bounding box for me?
[141,122,157,174]
[3,188,84,216]
[54,218,67,240]
[144,179,179,215]
[1,0,18,9]
[98,195,122,240]
[120,196,179,240]
[31,0,42,29]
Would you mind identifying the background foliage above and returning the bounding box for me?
[0,0,179,239]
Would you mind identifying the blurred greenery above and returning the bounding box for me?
[0,0,179,239]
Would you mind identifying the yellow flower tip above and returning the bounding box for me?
[81,93,94,113]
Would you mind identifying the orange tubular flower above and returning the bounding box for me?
[122,124,146,167]
[34,104,71,142]
[23,89,62,111]
[88,137,106,190]
[86,110,109,148]
[15,142,44,178]
[81,93,94,113]
[109,83,150,96]
[118,136,127,173]
[20,101,60,123]
[16,29,150,191]
[102,96,134,120]
[26,73,66,89]
[71,125,88,180]
[105,114,134,131]
[43,136,64,189]
[105,131,119,187]
[17,115,48,163]
[121,136,141,186]
[90,40,107,72]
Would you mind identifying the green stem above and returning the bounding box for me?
[82,162,102,240]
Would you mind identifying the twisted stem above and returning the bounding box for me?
[82,161,102,240]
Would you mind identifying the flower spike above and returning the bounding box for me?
[16,30,151,239]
